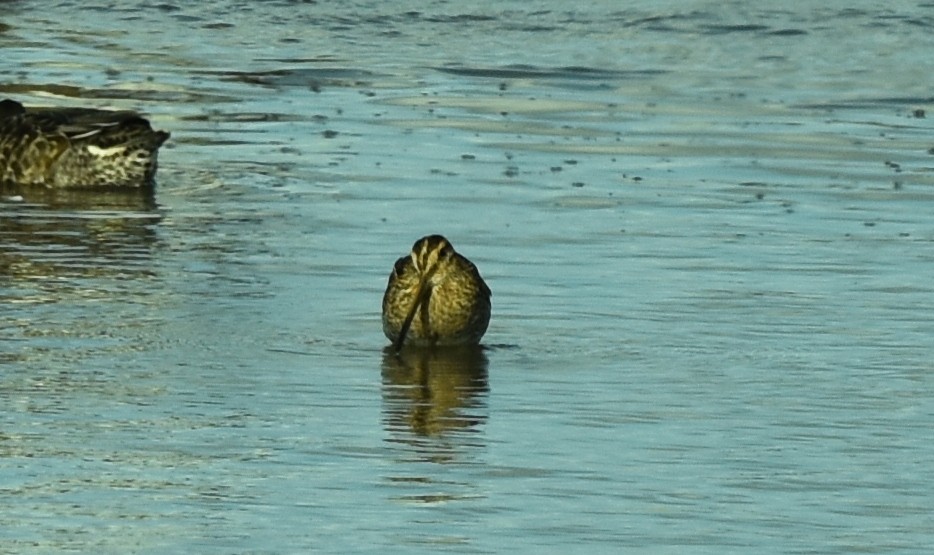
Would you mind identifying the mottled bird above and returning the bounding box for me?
[0,98,169,189]
[382,235,491,349]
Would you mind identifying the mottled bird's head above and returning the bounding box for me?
[410,234,455,281]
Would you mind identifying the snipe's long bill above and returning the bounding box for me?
[382,235,491,350]
[0,98,169,189]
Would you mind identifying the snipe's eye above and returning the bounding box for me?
[393,257,408,275]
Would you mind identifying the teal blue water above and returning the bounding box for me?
[2,1,934,553]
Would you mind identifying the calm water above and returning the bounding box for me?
[2,1,934,553]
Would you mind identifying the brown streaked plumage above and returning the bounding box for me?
[382,235,491,349]
[0,98,169,189]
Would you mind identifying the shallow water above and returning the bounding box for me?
[2,1,934,553]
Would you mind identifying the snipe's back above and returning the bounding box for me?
[0,99,169,189]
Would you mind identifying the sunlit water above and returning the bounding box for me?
[2,1,934,553]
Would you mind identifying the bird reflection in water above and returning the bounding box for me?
[381,345,489,460]
[1,182,157,211]
[0,187,160,282]
[2,186,163,367]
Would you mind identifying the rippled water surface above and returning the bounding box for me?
[3,1,934,553]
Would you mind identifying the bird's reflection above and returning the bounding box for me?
[2,185,164,370]
[1,185,161,282]
[381,345,489,461]
[1,183,157,211]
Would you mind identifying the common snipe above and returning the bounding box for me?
[0,98,169,189]
[382,235,491,349]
